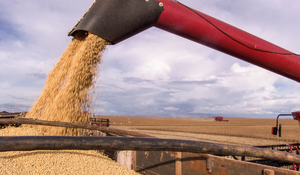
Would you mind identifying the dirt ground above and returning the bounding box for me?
[99,116,300,146]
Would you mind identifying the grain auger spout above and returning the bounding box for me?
[69,0,164,44]
[69,0,300,83]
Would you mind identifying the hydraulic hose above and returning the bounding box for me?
[1,136,300,165]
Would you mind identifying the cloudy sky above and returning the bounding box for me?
[1,0,300,118]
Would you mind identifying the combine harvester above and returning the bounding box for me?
[214,116,228,122]
[1,0,300,174]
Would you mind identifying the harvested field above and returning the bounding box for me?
[100,116,300,145]
[0,126,139,175]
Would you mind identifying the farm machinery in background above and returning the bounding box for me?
[79,111,110,127]
[213,116,228,122]
[1,0,300,174]
[90,118,110,127]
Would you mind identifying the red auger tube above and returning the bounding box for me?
[155,0,300,82]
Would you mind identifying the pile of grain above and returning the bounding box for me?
[0,126,139,175]
[26,32,107,135]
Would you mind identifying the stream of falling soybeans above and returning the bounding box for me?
[26,32,107,136]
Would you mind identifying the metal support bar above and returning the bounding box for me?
[206,158,214,174]
[276,114,292,128]
[273,114,292,137]
[0,119,153,138]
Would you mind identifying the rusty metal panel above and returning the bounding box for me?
[134,151,300,175]
[180,153,300,175]
[181,153,208,175]
[136,151,176,174]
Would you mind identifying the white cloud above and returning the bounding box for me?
[130,61,171,81]
[109,110,117,114]
[164,106,179,111]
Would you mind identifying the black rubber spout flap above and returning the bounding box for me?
[69,0,164,44]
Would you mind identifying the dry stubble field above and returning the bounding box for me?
[101,116,300,146]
